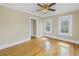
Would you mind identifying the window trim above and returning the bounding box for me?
[44,18,52,34]
[58,15,72,36]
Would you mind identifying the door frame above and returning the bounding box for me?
[29,17,38,38]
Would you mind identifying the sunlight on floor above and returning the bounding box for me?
[40,37,71,56]
[44,39,53,55]
[59,42,70,56]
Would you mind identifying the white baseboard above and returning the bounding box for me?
[0,37,31,50]
[32,35,37,38]
[37,35,44,38]
[0,35,79,50]
[32,35,43,38]
[52,36,79,44]
[44,34,79,44]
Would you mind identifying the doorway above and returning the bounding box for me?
[30,17,37,38]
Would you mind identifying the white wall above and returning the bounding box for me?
[0,6,32,49]
[0,6,44,49]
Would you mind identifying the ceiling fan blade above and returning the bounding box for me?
[37,3,43,7]
[48,3,56,7]
[48,9,56,11]
[35,9,42,11]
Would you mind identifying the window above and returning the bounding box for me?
[45,18,52,34]
[58,15,72,36]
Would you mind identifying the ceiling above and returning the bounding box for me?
[0,3,79,17]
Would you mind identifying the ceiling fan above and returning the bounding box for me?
[36,3,56,13]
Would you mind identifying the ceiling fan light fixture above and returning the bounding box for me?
[42,9,48,13]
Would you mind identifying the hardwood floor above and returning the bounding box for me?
[0,37,79,56]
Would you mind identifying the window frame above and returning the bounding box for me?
[58,15,72,36]
[44,18,52,34]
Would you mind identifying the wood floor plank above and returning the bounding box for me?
[0,37,79,56]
